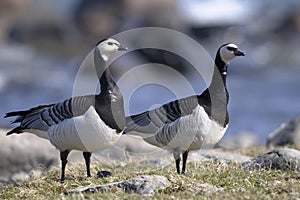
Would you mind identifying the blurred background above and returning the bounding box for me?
[1,0,300,145]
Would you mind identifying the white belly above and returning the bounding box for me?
[48,106,122,152]
[144,105,227,151]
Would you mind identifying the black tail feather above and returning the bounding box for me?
[6,126,24,135]
[4,104,55,122]
[5,110,34,118]
[5,104,54,118]
[4,111,25,118]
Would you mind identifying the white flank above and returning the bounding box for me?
[144,105,227,151]
[48,106,122,152]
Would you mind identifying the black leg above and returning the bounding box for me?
[83,152,92,177]
[173,150,181,174]
[175,158,181,174]
[60,150,70,182]
[182,151,189,174]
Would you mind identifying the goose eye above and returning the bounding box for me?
[107,42,113,45]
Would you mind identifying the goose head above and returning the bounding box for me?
[96,38,127,61]
[218,43,245,64]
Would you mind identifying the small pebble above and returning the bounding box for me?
[96,170,112,178]
[273,180,281,185]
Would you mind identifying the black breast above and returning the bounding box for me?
[95,90,126,132]
[197,89,229,127]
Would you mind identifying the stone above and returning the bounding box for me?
[139,157,172,168]
[217,131,261,149]
[0,178,10,187]
[267,117,300,146]
[0,128,83,181]
[193,183,224,194]
[0,128,168,182]
[98,135,166,160]
[65,175,171,195]
[242,148,300,171]
[0,129,58,179]
[189,149,252,164]
[96,170,112,178]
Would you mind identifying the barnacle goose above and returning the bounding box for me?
[124,43,245,174]
[5,38,127,182]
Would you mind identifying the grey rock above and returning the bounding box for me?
[242,148,300,171]
[96,170,112,178]
[267,117,300,146]
[10,171,30,182]
[65,175,171,195]
[98,135,166,160]
[139,157,172,168]
[118,175,170,195]
[0,129,83,181]
[193,183,224,194]
[0,129,58,179]
[0,128,169,182]
[10,169,43,182]
[0,129,166,180]
[189,150,252,164]
[0,178,10,187]
[217,131,261,149]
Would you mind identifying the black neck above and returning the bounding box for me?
[100,68,117,93]
[94,47,117,93]
[198,50,229,127]
[93,47,125,132]
[208,51,228,92]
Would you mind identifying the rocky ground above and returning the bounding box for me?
[1,116,300,197]
[0,127,255,185]
[0,129,166,184]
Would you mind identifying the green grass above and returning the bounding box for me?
[1,148,300,199]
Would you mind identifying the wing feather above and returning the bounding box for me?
[5,95,95,135]
[125,95,199,134]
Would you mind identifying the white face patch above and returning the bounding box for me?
[105,38,121,47]
[97,38,122,61]
[220,43,238,64]
[226,43,238,49]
